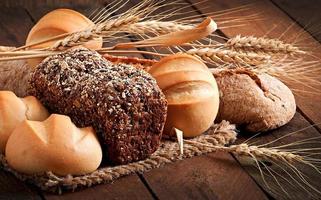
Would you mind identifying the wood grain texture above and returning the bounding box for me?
[45,175,154,200]
[272,0,321,42]
[0,7,34,46]
[142,151,268,200]
[0,171,42,200]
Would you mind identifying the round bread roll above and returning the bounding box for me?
[29,47,167,165]
[26,8,103,67]
[6,114,102,175]
[149,54,219,138]
[0,91,49,153]
[213,69,296,132]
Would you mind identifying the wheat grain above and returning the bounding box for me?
[228,144,303,163]
[124,21,194,35]
[51,15,140,50]
[184,141,303,164]
[186,47,270,66]
[226,35,305,55]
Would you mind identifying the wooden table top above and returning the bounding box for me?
[0,0,320,199]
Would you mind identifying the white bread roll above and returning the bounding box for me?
[6,114,102,175]
[26,9,103,67]
[149,54,219,138]
[0,91,49,153]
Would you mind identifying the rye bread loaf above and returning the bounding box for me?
[29,47,167,165]
[213,69,296,132]
[0,47,32,97]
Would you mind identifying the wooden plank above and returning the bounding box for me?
[45,175,154,200]
[0,171,42,200]
[142,152,268,200]
[271,0,321,42]
[0,0,103,8]
[189,0,321,128]
[25,5,98,23]
[0,7,43,200]
[0,7,34,46]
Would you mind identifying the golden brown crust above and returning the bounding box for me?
[5,114,102,175]
[149,54,220,138]
[0,91,49,153]
[213,68,296,132]
[213,68,268,93]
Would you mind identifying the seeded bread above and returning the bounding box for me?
[29,47,167,165]
[213,69,296,132]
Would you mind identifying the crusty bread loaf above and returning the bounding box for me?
[214,69,296,132]
[6,114,102,175]
[149,54,220,138]
[0,46,32,97]
[0,91,49,153]
[29,47,167,165]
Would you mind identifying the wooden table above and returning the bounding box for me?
[0,0,321,199]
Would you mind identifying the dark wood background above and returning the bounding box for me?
[0,0,321,199]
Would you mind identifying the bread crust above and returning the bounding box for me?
[214,69,296,132]
[5,114,102,175]
[29,48,167,165]
[0,91,49,152]
[149,54,220,138]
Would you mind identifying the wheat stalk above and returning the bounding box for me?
[124,21,194,35]
[51,15,141,50]
[183,125,321,199]
[229,144,303,163]
[226,35,305,55]
[184,141,303,163]
[186,47,271,66]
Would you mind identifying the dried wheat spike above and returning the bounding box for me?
[228,143,303,163]
[51,15,140,50]
[186,47,270,66]
[125,21,194,35]
[184,141,303,164]
[226,35,305,55]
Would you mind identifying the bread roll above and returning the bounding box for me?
[6,114,102,175]
[214,69,296,132]
[149,54,219,138]
[26,9,103,67]
[0,91,49,153]
[29,47,167,165]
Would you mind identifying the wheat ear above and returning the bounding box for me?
[124,21,194,35]
[226,35,305,55]
[184,141,303,163]
[51,15,140,50]
[186,48,270,66]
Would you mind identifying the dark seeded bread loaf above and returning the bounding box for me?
[29,47,167,165]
